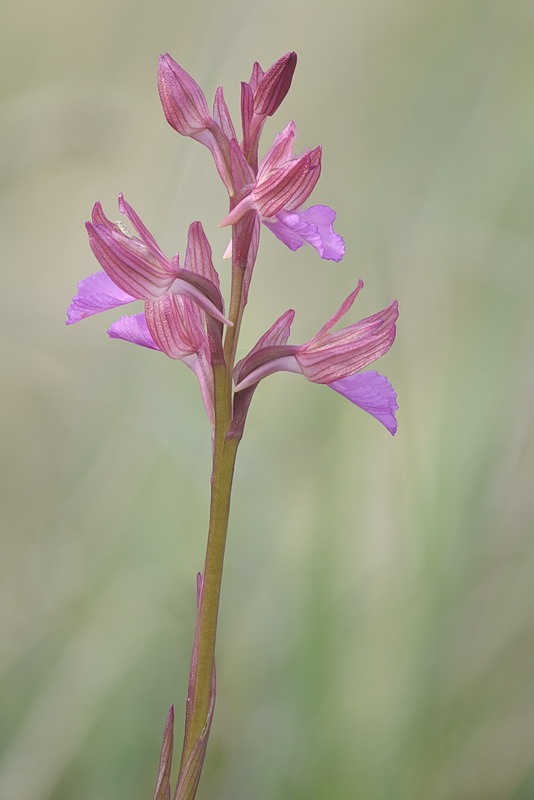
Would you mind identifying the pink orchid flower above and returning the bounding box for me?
[67,199,225,423]
[233,281,398,433]
[220,123,344,262]
[67,195,228,327]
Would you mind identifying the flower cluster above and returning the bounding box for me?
[67,52,398,434]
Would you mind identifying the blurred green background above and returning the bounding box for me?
[2,0,534,798]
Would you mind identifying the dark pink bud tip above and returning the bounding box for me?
[255,52,297,117]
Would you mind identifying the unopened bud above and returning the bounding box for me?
[158,54,213,136]
[254,51,297,117]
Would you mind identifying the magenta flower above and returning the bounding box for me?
[67,199,226,424]
[220,123,344,262]
[67,195,228,326]
[233,281,398,433]
[220,122,320,222]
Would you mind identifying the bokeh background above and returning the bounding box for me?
[2,0,534,798]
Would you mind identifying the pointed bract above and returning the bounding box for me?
[153,706,175,800]
[174,573,217,799]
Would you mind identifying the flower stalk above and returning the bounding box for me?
[67,51,399,800]
[177,215,252,787]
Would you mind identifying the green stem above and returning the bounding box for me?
[179,229,247,771]
[184,436,239,759]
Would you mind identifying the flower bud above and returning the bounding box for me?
[158,53,213,136]
[254,51,297,117]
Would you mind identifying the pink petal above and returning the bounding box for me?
[328,371,398,435]
[297,300,398,383]
[213,86,237,141]
[228,138,255,195]
[220,123,322,226]
[118,194,168,263]
[295,287,398,384]
[145,295,207,360]
[218,194,255,228]
[184,221,220,286]
[263,205,345,262]
[66,271,135,324]
[248,61,264,93]
[253,147,322,219]
[282,147,322,212]
[171,275,230,326]
[86,203,175,299]
[258,122,296,176]
[233,353,299,392]
[107,312,161,351]
[240,80,255,160]
[312,282,364,339]
[249,309,295,351]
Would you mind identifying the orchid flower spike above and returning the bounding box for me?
[233,281,399,434]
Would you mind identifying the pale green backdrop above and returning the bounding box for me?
[1,1,534,798]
